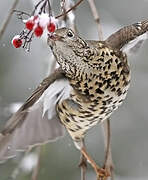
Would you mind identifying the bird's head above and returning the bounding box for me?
[48,28,88,53]
[47,28,93,79]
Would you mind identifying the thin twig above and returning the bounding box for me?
[64,0,77,33]
[59,1,86,178]
[87,0,103,40]
[79,139,87,180]
[87,1,114,179]
[31,0,45,16]
[13,10,30,17]
[39,0,47,14]
[47,0,52,16]
[30,0,56,178]
[0,0,19,40]
[31,147,42,180]
[102,119,114,180]
[56,0,84,19]
[103,119,111,166]
[63,1,86,179]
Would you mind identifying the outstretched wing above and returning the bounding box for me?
[105,20,148,51]
[121,33,148,54]
[0,68,72,162]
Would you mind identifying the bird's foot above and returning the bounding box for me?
[103,161,114,180]
[81,147,110,180]
[95,166,110,180]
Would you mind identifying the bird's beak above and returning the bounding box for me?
[48,33,62,41]
[47,33,64,49]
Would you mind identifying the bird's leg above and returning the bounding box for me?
[79,139,87,180]
[102,118,114,180]
[81,146,110,180]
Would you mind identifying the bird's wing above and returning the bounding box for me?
[105,20,148,51]
[121,33,148,55]
[0,68,72,162]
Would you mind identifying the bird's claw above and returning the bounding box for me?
[96,167,111,180]
[103,163,114,179]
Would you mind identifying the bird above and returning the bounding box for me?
[0,20,148,179]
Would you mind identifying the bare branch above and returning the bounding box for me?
[13,10,30,18]
[79,139,87,180]
[31,147,42,180]
[87,0,103,41]
[31,0,45,16]
[56,0,84,19]
[102,119,114,179]
[63,1,86,179]
[87,1,114,179]
[0,0,19,40]
[63,0,77,32]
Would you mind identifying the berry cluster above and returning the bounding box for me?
[25,14,56,36]
[12,13,57,50]
[11,0,82,51]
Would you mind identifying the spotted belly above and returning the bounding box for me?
[57,81,130,141]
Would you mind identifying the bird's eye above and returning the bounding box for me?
[67,30,74,38]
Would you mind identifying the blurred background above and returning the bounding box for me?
[0,0,148,179]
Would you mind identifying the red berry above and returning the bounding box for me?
[25,20,35,30]
[47,22,56,33]
[34,25,43,37]
[12,38,22,48]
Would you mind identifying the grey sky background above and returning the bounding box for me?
[0,0,148,179]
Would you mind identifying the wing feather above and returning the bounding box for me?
[0,68,71,162]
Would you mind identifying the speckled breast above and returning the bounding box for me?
[57,47,131,141]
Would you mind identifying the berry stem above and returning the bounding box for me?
[39,0,47,14]
[47,0,52,16]
[31,0,45,16]
[22,32,34,51]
